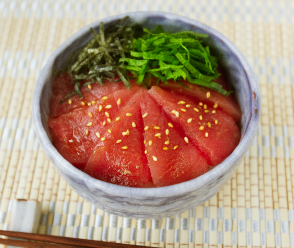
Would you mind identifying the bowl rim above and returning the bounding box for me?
[33,11,261,199]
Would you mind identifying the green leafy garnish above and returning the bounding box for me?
[120,26,231,96]
[57,18,231,103]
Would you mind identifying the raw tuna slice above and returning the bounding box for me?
[149,86,241,166]
[48,86,140,170]
[141,91,208,187]
[84,92,151,187]
[157,74,242,122]
[49,73,137,117]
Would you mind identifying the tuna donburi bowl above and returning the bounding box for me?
[33,12,260,218]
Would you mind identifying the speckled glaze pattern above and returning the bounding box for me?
[32,12,260,219]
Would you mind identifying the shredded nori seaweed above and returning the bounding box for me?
[59,16,139,103]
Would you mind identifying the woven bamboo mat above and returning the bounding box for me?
[0,0,293,247]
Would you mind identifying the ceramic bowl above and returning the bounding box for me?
[32,12,260,219]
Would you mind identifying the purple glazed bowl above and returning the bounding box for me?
[32,12,260,219]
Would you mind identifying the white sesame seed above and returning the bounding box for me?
[165,129,169,135]
[103,121,106,126]
[194,108,199,112]
[154,126,160,129]
[178,101,185,104]
[117,98,121,105]
[184,137,189,143]
[143,113,148,118]
[173,145,178,150]
[215,120,218,125]
[206,92,210,98]
[149,140,152,146]
[108,129,112,133]
[99,105,103,112]
[123,170,131,175]
[105,105,112,109]
[96,132,100,138]
[181,108,186,112]
[186,104,191,108]
[126,113,132,116]
[105,112,110,117]
[132,122,136,127]
[212,110,216,114]
[102,96,108,100]
[163,147,168,150]
[122,146,128,150]
[88,112,93,117]
[116,117,120,121]
[88,85,92,89]
[85,130,89,135]
[81,101,85,106]
[101,137,106,141]
[122,130,130,136]
[199,126,204,130]
[116,140,122,143]
[205,132,208,137]
[199,115,203,120]
[152,156,157,161]
[144,126,149,131]
[199,102,203,106]
[187,118,192,123]
[68,99,72,104]
[107,118,111,123]
[214,103,218,108]
[208,122,211,128]
[155,133,161,138]
[87,122,93,127]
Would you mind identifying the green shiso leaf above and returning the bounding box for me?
[119,58,148,66]
[120,25,230,95]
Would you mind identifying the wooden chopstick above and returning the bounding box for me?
[0,230,156,248]
[0,238,74,248]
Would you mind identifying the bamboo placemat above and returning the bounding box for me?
[0,0,293,247]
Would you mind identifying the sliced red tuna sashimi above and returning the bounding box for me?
[48,86,140,170]
[49,73,137,117]
[156,74,241,122]
[148,86,241,166]
[140,90,208,187]
[84,92,151,187]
